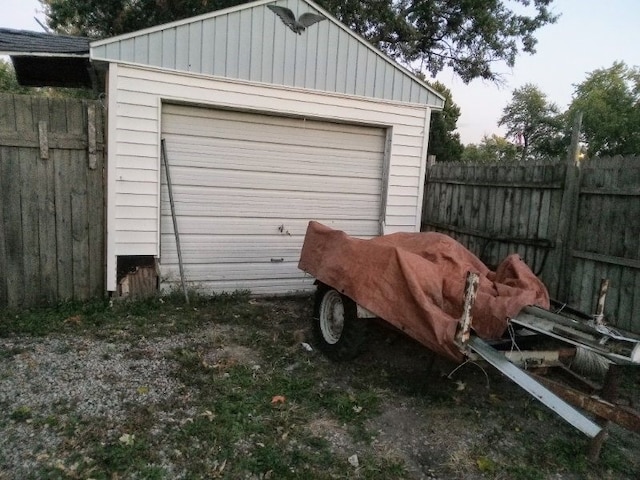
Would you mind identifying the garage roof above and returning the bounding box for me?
[91,0,445,108]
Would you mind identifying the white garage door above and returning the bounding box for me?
[160,104,386,295]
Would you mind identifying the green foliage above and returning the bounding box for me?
[0,290,253,338]
[426,80,464,162]
[498,83,564,161]
[10,406,33,422]
[40,0,558,83]
[568,61,640,157]
[496,62,640,161]
[461,134,519,164]
[0,60,30,94]
[319,0,558,82]
[41,0,246,37]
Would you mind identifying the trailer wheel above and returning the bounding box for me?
[313,284,367,360]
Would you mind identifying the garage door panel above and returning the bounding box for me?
[163,105,385,141]
[160,105,384,294]
[160,238,304,264]
[164,104,369,133]
[163,122,385,153]
[161,169,382,195]
[163,138,383,177]
[161,198,381,220]
[162,262,304,282]
[160,217,378,237]
[160,182,382,205]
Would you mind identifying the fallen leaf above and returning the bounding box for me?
[119,433,135,446]
[137,386,149,395]
[476,456,495,472]
[271,395,286,405]
[64,315,82,326]
[200,410,215,421]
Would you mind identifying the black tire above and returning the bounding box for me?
[312,284,368,361]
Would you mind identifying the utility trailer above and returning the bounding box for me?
[300,222,640,460]
[313,274,640,460]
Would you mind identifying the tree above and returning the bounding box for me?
[40,0,245,38]
[0,60,30,94]
[461,134,519,164]
[40,0,558,83]
[568,62,640,157]
[498,83,563,161]
[426,81,463,162]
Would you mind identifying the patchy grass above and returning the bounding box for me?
[0,290,250,338]
[1,293,639,479]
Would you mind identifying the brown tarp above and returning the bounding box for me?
[298,221,550,362]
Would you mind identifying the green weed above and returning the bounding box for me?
[10,406,32,422]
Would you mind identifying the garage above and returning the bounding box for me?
[89,0,444,294]
[160,104,386,294]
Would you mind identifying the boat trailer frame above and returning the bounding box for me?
[354,272,640,460]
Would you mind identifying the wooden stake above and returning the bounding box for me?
[455,271,479,348]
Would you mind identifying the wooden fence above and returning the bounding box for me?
[0,93,105,307]
[422,156,640,333]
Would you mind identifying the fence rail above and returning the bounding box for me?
[422,156,640,334]
[0,93,105,307]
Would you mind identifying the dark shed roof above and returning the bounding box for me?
[0,28,90,55]
[0,28,93,88]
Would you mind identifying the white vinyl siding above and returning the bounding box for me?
[106,63,431,291]
[159,104,385,294]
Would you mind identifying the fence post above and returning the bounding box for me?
[421,155,437,230]
[554,112,583,302]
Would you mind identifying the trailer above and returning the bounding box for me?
[300,221,640,460]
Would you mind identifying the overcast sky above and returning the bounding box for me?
[2,0,639,144]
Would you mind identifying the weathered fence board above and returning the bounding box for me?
[0,93,105,307]
[565,156,640,328]
[422,156,640,334]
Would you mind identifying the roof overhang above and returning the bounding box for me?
[10,55,93,88]
[0,28,93,88]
